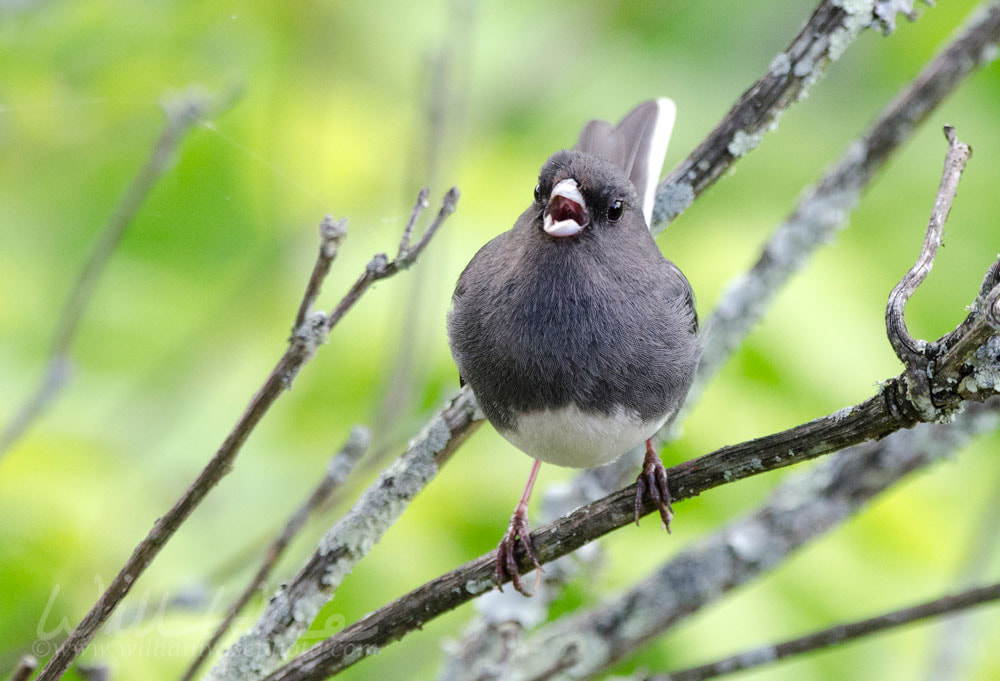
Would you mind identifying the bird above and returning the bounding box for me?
[447,99,699,596]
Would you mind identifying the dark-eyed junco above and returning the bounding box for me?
[448,99,699,595]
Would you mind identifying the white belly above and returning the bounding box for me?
[499,403,670,469]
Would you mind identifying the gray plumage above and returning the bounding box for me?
[447,101,697,469]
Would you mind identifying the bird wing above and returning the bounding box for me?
[663,259,698,333]
[576,98,676,227]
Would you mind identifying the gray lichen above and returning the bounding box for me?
[770,52,792,77]
[652,181,695,228]
[727,129,763,157]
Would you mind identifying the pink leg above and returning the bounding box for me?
[635,438,674,532]
[495,459,543,596]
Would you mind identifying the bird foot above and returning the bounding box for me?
[635,438,674,532]
[495,505,542,596]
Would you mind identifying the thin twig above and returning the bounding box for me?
[260,128,1000,680]
[293,216,348,331]
[398,188,431,261]
[651,582,1000,681]
[33,189,458,681]
[651,0,925,232]
[7,655,37,681]
[0,88,217,459]
[178,427,370,681]
[323,187,458,332]
[886,126,973,367]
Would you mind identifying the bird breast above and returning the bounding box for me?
[500,403,670,468]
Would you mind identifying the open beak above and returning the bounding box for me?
[543,179,588,237]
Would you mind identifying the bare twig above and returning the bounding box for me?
[258,125,1000,681]
[0,88,217,459]
[33,189,458,681]
[7,655,37,681]
[323,187,458,332]
[292,216,348,331]
[205,387,479,681]
[178,427,370,681]
[886,126,972,367]
[651,582,1000,681]
[682,2,1000,414]
[651,0,925,231]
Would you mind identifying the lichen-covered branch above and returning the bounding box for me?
[33,190,458,681]
[178,427,370,681]
[684,1,1000,412]
[652,581,1000,681]
[204,387,480,681]
[651,0,927,231]
[0,88,219,460]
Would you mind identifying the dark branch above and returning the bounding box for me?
[178,427,370,681]
[651,0,921,231]
[652,582,1000,681]
[33,189,458,681]
[0,88,217,459]
[259,124,1000,681]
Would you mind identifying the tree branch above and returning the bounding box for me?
[258,125,1000,681]
[650,582,1000,681]
[32,189,458,681]
[0,88,221,459]
[651,0,926,231]
[178,427,370,681]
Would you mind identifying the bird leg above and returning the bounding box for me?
[496,459,543,596]
[635,438,674,531]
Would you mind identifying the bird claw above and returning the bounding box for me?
[635,440,674,532]
[495,507,542,596]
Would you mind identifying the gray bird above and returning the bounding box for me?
[447,99,699,595]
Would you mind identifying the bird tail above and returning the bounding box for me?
[575,98,676,227]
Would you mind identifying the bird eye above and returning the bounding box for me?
[534,183,542,202]
[607,200,624,222]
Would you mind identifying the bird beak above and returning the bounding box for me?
[543,179,588,237]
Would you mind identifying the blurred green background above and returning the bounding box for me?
[2,1,999,680]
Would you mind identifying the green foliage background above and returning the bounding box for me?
[2,1,999,679]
